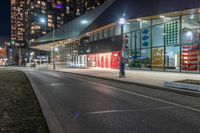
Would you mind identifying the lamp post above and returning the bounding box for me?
[118,17,126,78]
[52,25,56,70]
[19,44,21,66]
[40,17,56,70]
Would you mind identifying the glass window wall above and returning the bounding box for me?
[165,46,180,71]
[142,20,151,28]
[152,18,164,25]
[124,23,131,33]
[129,49,141,69]
[109,26,115,37]
[94,33,98,41]
[89,35,93,42]
[131,32,136,49]
[103,29,108,38]
[152,24,164,47]
[135,31,141,49]
[131,21,141,31]
[126,33,131,49]
[181,14,200,73]
[99,31,103,40]
[141,48,151,70]
[115,25,121,36]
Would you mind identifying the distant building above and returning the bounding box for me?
[10,0,109,64]
[11,0,109,47]
[0,37,10,48]
[11,0,27,47]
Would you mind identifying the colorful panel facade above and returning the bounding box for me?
[165,20,180,45]
[152,48,164,70]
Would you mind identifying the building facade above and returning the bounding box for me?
[11,0,27,47]
[80,13,200,73]
[11,0,109,45]
[33,0,200,74]
[11,0,109,64]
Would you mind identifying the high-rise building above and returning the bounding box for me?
[11,0,109,45]
[11,0,109,64]
[11,0,27,47]
[26,0,109,44]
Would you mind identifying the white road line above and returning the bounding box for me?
[75,78,200,113]
[86,106,176,115]
[36,71,200,113]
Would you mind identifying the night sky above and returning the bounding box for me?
[0,1,10,37]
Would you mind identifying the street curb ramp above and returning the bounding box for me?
[24,71,65,133]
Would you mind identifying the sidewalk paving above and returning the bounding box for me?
[3,66,200,89]
[57,68,200,88]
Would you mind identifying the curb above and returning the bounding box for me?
[57,70,200,98]
[24,71,65,133]
[164,81,200,92]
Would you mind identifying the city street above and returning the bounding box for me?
[2,0,200,132]
[25,69,200,133]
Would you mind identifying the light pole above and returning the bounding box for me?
[52,25,56,70]
[40,17,56,70]
[19,44,21,66]
[118,17,126,78]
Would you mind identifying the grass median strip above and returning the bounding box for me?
[0,70,49,133]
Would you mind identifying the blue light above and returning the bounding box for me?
[40,18,46,24]
[9,49,12,53]
[57,4,62,9]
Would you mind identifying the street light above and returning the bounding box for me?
[118,16,126,78]
[54,47,58,52]
[52,25,56,70]
[40,17,56,70]
[40,18,46,24]
[186,31,193,37]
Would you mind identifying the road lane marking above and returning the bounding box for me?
[33,71,200,113]
[75,78,200,113]
[85,106,176,115]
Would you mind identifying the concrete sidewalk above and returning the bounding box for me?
[57,68,200,88]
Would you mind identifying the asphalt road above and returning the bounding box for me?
[25,69,200,133]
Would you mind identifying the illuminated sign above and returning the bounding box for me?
[0,48,7,57]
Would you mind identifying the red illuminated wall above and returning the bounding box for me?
[181,45,199,72]
[111,52,121,70]
[87,52,121,70]
[87,54,96,67]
